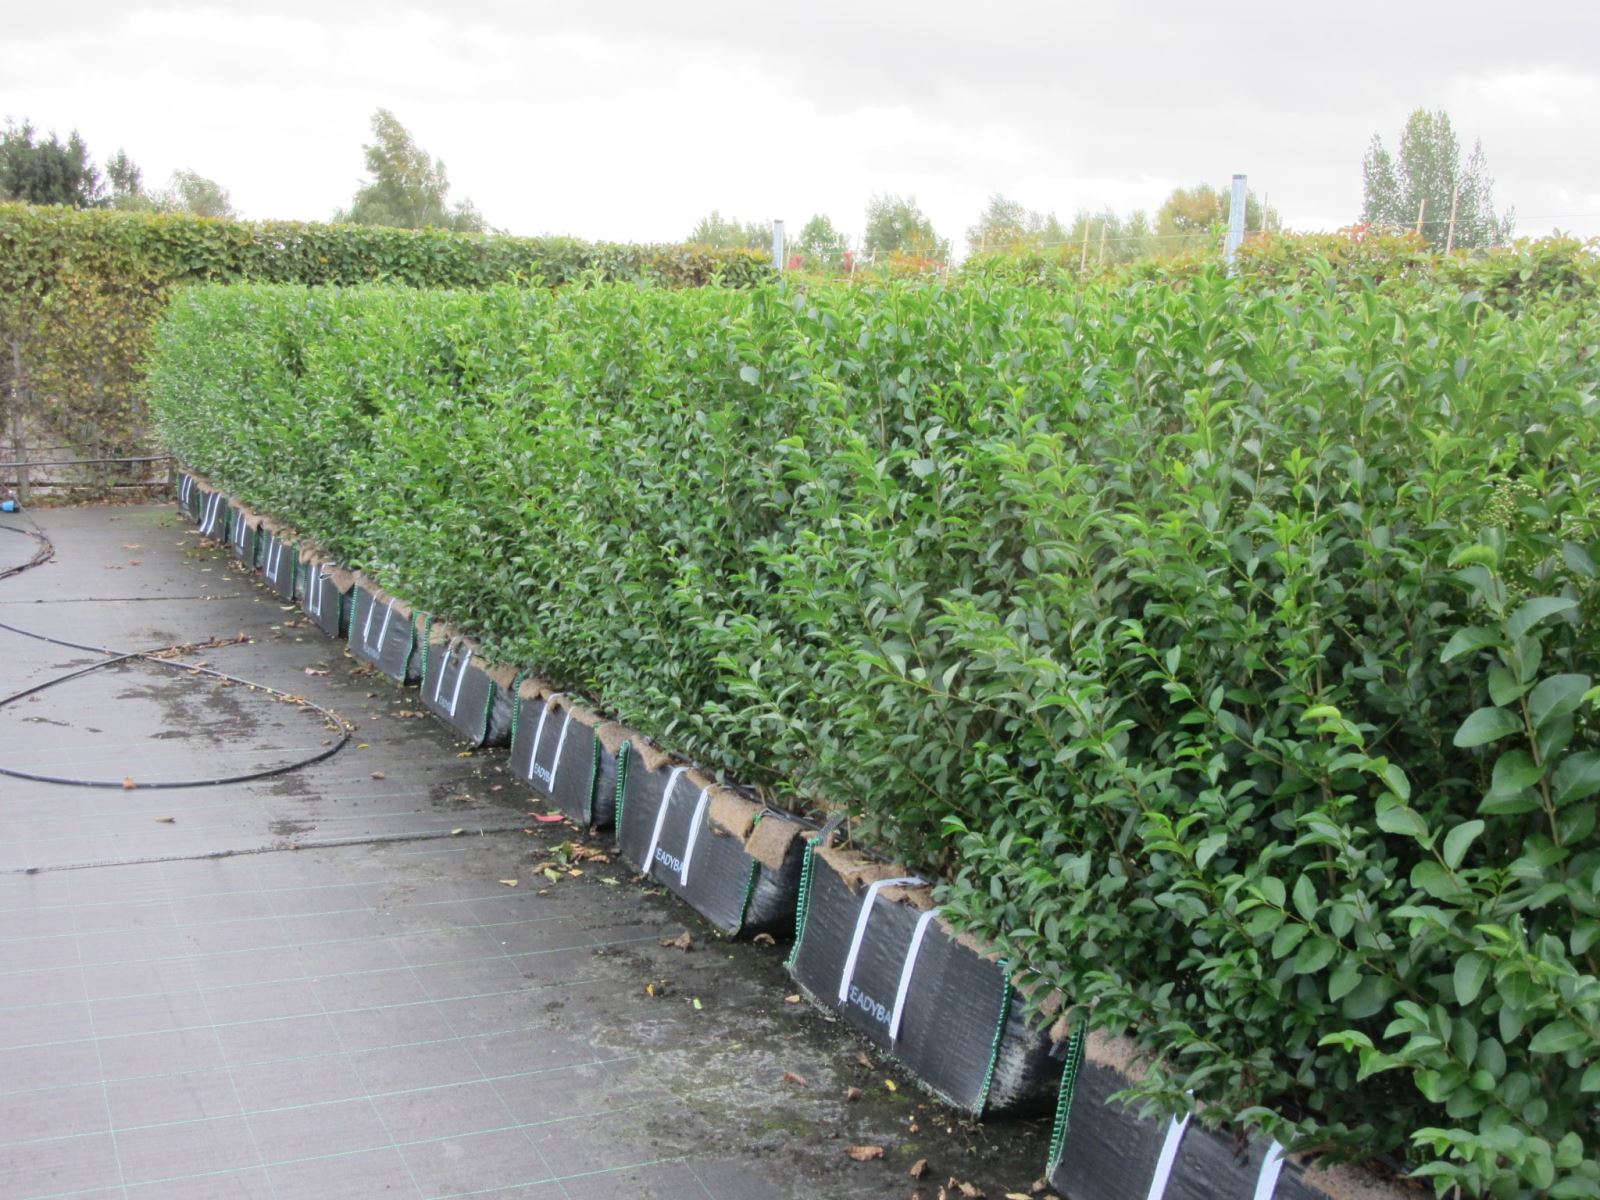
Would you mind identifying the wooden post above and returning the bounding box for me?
[1414,197,1427,237]
[1445,185,1460,253]
[12,414,28,508]
[1098,221,1108,265]
[1079,221,1090,272]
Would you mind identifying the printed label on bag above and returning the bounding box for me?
[529,761,554,788]
[654,846,684,875]
[848,984,892,1026]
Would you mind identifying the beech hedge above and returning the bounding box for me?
[0,202,770,460]
[148,241,1600,1198]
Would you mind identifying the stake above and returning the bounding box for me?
[1098,221,1108,266]
[1445,185,1460,253]
[1079,221,1090,272]
[1414,197,1427,237]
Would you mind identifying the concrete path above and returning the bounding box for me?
[0,506,1053,1200]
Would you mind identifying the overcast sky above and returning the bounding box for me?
[5,1,1597,251]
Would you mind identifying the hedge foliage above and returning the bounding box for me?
[0,203,770,458]
[148,237,1600,1198]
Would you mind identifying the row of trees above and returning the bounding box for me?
[0,120,237,217]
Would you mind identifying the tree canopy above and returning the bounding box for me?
[1361,109,1513,249]
[863,193,947,260]
[687,210,771,251]
[337,108,486,233]
[794,213,849,269]
[0,120,104,207]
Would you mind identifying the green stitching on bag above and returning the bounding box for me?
[508,672,526,748]
[786,839,818,970]
[974,965,1015,1118]
[1047,1024,1088,1175]
[418,616,433,684]
[612,742,630,852]
[583,732,601,826]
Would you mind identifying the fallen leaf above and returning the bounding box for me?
[121,776,137,790]
[598,877,620,887]
[155,816,175,824]
[567,868,583,877]
[498,879,519,888]
[303,667,328,676]
[856,1051,874,1068]
[528,813,565,824]
[908,1121,921,1133]
[752,932,776,946]
[782,1071,808,1086]
[371,771,386,780]
[692,997,703,1010]
[846,1087,862,1102]
[844,1145,885,1162]
[910,1159,928,1180]
[455,750,474,758]
[784,994,801,1004]
[659,931,693,951]
[450,828,465,836]
[884,1078,898,1092]
[1030,1182,1051,1197]
[543,868,561,882]
[122,544,142,549]
[1006,1193,1033,1199]
[953,1183,984,1200]
[357,743,369,749]
[128,560,140,566]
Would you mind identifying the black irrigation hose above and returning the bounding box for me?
[0,520,353,789]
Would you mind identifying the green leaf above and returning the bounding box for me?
[1581,1062,1600,1092]
[1529,674,1592,730]
[1552,751,1600,807]
[1453,706,1522,748]
[1507,595,1577,638]
[1292,874,1318,922]
[1442,819,1484,870]
[1490,749,1543,796]
[1440,625,1499,663]
[1453,953,1489,1005]
[1528,1019,1586,1055]
[1292,936,1336,976]
[1487,665,1528,707]
[1376,802,1430,843]
[1328,956,1362,1002]
[738,364,760,385]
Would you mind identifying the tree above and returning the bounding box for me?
[161,170,236,219]
[687,210,770,251]
[1361,109,1513,249]
[1154,183,1280,255]
[794,213,848,270]
[0,120,104,207]
[105,150,144,209]
[863,193,947,260]
[965,193,1066,255]
[336,108,485,233]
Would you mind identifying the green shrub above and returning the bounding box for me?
[147,243,1600,1198]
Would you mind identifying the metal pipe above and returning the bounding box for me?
[0,455,173,469]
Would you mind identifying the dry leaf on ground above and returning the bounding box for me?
[782,1071,808,1086]
[909,1159,928,1179]
[844,1145,885,1162]
[659,931,693,951]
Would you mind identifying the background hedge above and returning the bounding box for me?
[148,237,1600,1199]
[0,203,771,466]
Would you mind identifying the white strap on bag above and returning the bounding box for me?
[676,787,713,886]
[1252,1141,1287,1200]
[445,646,472,717]
[837,876,923,1005]
[887,905,943,1041]
[1145,1110,1192,1200]
[644,766,689,875]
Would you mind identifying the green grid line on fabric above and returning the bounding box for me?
[474,663,494,744]
[418,615,433,685]
[348,586,361,646]
[786,839,819,970]
[1047,1024,1088,1173]
[973,965,1015,1118]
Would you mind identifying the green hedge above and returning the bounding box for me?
[0,203,771,461]
[148,241,1600,1199]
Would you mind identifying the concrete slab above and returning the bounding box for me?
[0,506,1053,1199]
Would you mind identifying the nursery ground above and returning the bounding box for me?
[0,505,1054,1200]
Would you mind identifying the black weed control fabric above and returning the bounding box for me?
[787,845,1060,1116]
[1048,1050,1329,1200]
[421,636,512,746]
[509,692,616,827]
[348,583,421,685]
[300,561,351,639]
[226,502,261,567]
[196,485,228,541]
[616,753,806,937]
[177,472,202,522]
[260,532,297,601]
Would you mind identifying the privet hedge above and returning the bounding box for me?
[0,203,770,462]
[148,240,1600,1199]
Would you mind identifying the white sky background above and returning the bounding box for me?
[4,1,1598,251]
